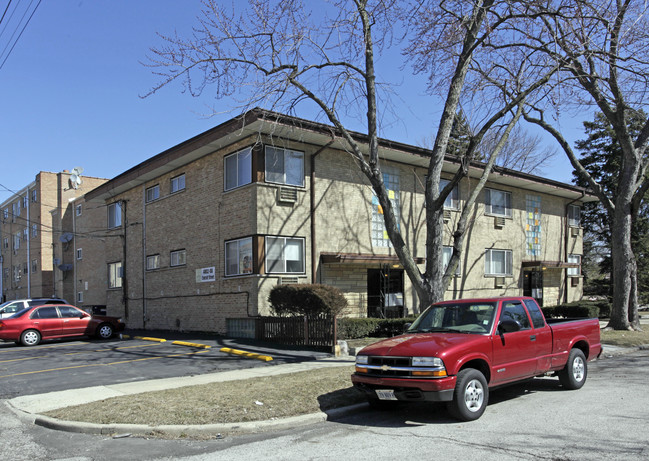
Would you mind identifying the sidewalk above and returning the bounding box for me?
[3,338,644,439]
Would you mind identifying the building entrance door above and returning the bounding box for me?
[367,266,404,318]
[523,270,544,306]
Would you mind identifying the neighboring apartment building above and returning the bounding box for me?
[84,109,595,335]
[0,171,107,304]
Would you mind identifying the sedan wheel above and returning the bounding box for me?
[96,323,114,339]
[20,329,41,347]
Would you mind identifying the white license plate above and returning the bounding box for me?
[375,389,398,400]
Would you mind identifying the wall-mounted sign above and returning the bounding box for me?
[196,266,216,283]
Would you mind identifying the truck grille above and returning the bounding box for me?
[362,356,415,377]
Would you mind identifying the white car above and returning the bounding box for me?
[0,298,68,318]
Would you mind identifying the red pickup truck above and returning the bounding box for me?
[351,297,602,421]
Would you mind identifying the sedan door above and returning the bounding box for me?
[30,306,62,339]
[57,305,91,336]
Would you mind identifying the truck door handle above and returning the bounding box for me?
[530,335,536,341]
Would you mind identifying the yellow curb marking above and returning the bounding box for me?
[172,341,211,349]
[220,347,273,362]
[133,336,167,343]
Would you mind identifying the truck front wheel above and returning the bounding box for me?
[559,348,587,390]
[447,368,489,421]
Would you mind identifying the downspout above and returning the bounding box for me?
[142,188,147,328]
[72,198,77,306]
[564,192,586,304]
[26,187,31,298]
[122,200,129,320]
[310,139,335,283]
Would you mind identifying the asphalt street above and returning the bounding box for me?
[1,348,648,461]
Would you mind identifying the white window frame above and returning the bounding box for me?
[77,291,84,303]
[224,148,252,191]
[32,259,38,273]
[265,146,305,187]
[108,202,122,229]
[170,249,186,267]
[440,179,459,210]
[31,189,38,202]
[146,254,160,271]
[443,246,461,275]
[485,249,513,277]
[225,237,254,276]
[146,185,160,203]
[3,208,9,219]
[3,237,8,249]
[567,254,582,276]
[23,195,28,208]
[32,224,37,237]
[108,262,123,289]
[265,236,305,274]
[171,174,186,193]
[77,248,83,260]
[568,204,581,228]
[23,228,28,240]
[485,188,512,218]
[13,202,20,217]
[76,204,82,216]
[13,233,20,250]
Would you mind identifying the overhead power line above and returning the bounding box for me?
[0,0,42,71]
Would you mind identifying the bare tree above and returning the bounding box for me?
[145,0,556,310]
[502,0,649,330]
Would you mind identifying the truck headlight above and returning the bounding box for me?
[356,355,369,365]
[412,356,444,367]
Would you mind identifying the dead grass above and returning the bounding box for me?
[600,328,649,347]
[44,366,364,426]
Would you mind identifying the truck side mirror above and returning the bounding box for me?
[403,323,412,332]
[498,319,521,334]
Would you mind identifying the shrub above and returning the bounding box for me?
[336,317,417,339]
[543,300,610,319]
[268,284,348,318]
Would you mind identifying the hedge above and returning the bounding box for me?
[337,317,417,340]
[541,300,611,319]
[268,284,348,318]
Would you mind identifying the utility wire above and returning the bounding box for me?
[0,0,41,71]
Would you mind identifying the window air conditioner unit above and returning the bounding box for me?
[494,277,505,288]
[494,216,505,228]
[570,227,580,237]
[443,209,451,222]
[570,277,580,287]
[278,186,298,204]
[279,276,299,285]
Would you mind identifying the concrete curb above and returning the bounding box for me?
[6,399,367,438]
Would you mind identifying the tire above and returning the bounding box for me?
[96,323,114,340]
[20,329,41,347]
[558,348,587,390]
[447,368,489,421]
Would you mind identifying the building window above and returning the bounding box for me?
[224,148,252,191]
[77,248,83,260]
[13,202,20,217]
[485,249,513,276]
[170,249,186,267]
[108,262,123,288]
[146,254,160,271]
[440,179,459,210]
[23,195,28,208]
[567,254,581,276]
[77,291,84,303]
[371,168,400,248]
[443,246,461,275]
[225,237,253,276]
[265,146,305,187]
[13,265,20,282]
[3,208,8,219]
[3,268,8,280]
[76,204,82,216]
[3,237,8,249]
[146,185,160,203]
[32,224,37,237]
[22,262,28,275]
[23,228,28,240]
[485,188,512,217]
[13,233,20,250]
[266,237,305,273]
[108,202,122,229]
[31,190,38,202]
[526,195,542,257]
[171,174,185,193]
[568,204,581,227]
[32,259,38,273]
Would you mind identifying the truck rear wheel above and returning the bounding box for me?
[559,348,587,390]
[447,368,488,421]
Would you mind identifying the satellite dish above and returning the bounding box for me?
[69,167,84,189]
[59,233,74,243]
[58,264,73,272]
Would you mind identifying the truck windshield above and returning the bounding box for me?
[407,302,497,334]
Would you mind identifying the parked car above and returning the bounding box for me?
[352,296,602,421]
[0,298,68,318]
[0,304,125,346]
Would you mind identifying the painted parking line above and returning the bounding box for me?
[220,347,273,362]
[0,342,91,353]
[0,349,211,379]
[122,334,212,349]
[0,343,164,363]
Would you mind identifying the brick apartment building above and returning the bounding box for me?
[0,171,107,304]
[81,109,594,335]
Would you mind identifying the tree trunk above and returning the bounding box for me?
[607,207,634,330]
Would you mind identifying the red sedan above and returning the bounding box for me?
[0,304,125,346]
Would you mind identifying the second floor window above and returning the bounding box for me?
[440,179,459,209]
[443,246,461,275]
[170,249,186,267]
[146,185,160,202]
[485,188,512,217]
[265,146,305,187]
[76,204,82,216]
[108,202,122,229]
[485,249,513,276]
[77,248,83,260]
[225,148,252,191]
[567,254,581,276]
[568,204,581,227]
[171,174,186,193]
[146,254,160,270]
[225,237,253,276]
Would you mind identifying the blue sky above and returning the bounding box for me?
[0,0,582,204]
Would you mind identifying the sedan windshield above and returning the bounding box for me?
[407,302,497,334]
